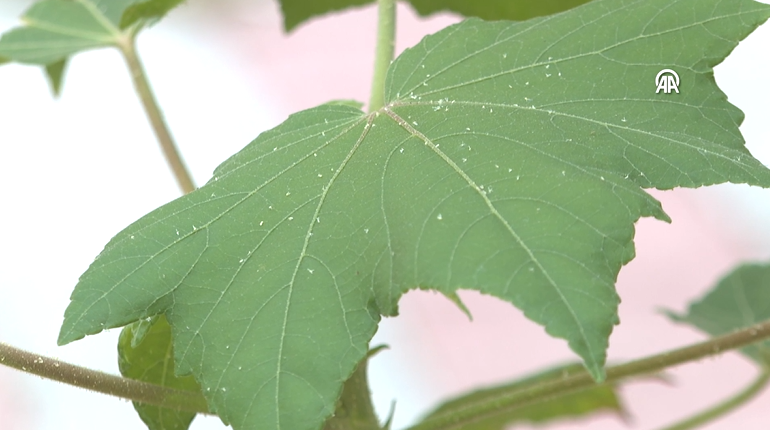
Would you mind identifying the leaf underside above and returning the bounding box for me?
[666,263,770,365]
[119,314,204,430]
[278,0,593,32]
[58,0,770,429]
[420,363,625,429]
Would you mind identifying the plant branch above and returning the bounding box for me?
[118,35,196,194]
[0,342,210,414]
[656,369,770,430]
[406,319,770,430]
[368,0,396,113]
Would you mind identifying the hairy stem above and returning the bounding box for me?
[368,0,396,112]
[118,35,196,194]
[407,319,770,430]
[3,323,769,421]
[0,342,210,414]
[656,369,770,430]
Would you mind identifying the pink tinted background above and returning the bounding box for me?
[1,0,770,429]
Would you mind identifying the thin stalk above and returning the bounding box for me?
[368,0,396,113]
[656,370,770,430]
[406,319,770,430]
[118,35,196,194]
[0,342,210,414]
[3,323,770,422]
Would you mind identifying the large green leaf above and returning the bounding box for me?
[666,263,770,365]
[419,364,624,429]
[279,0,592,31]
[119,314,205,430]
[58,0,770,429]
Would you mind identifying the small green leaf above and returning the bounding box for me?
[278,0,593,31]
[121,0,187,28]
[420,364,625,429]
[665,263,770,365]
[0,0,139,65]
[58,0,770,429]
[119,314,204,430]
[44,58,68,97]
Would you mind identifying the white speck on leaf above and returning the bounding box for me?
[437,213,443,220]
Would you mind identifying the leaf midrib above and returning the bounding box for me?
[382,105,598,366]
[395,8,751,102]
[22,0,124,44]
[272,115,376,428]
[394,99,763,182]
[60,114,368,344]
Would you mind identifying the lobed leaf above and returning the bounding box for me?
[278,0,593,32]
[420,364,625,429]
[0,0,138,65]
[59,0,770,429]
[118,314,205,430]
[666,263,770,365]
[0,0,185,94]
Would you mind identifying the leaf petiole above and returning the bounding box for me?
[368,0,396,113]
[118,34,196,194]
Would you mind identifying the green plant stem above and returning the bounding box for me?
[118,35,196,194]
[656,369,770,430]
[0,342,210,414]
[406,319,770,430]
[368,0,396,113]
[3,321,770,422]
